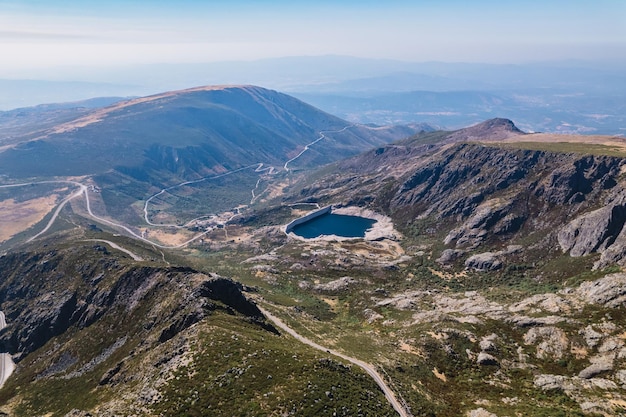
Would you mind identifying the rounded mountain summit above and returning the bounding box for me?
[0,85,423,181]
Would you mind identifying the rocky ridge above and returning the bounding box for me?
[0,247,269,360]
[290,120,626,273]
[0,242,280,415]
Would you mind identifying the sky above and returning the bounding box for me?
[0,0,625,78]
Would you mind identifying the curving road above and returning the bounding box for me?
[26,182,86,242]
[283,125,353,171]
[258,306,412,417]
[3,180,212,249]
[2,125,356,248]
[84,239,144,261]
[143,164,259,227]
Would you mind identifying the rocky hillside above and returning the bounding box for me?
[0,239,397,416]
[289,119,626,272]
[3,118,626,416]
[227,119,626,415]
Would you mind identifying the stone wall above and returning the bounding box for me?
[284,205,332,235]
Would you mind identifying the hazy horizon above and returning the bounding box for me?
[1,0,625,134]
[1,0,625,80]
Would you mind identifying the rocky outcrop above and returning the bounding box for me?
[578,360,613,379]
[0,247,272,360]
[594,226,626,269]
[534,373,621,415]
[535,156,621,205]
[467,407,498,417]
[523,326,569,360]
[581,326,604,348]
[436,249,466,266]
[445,199,514,247]
[464,252,502,271]
[382,140,625,263]
[372,270,626,415]
[558,192,626,257]
[480,334,498,352]
[464,246,522,272]
[313,277,359,293]
[363,308,383,323]
[390,144,539,218]
[576,273,626,308]
[476,352,499,366]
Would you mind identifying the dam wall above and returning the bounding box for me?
[284,205,332,234]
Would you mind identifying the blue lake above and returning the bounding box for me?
[291,213,376,239]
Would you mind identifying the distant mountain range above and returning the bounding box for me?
[293,88,626,135]
[2,56,624,134]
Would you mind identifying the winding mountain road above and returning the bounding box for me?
[2,125,355,248]
[283,125,353,171]
[258,306,412,417]
[142,164,259,227]
[27,182,86,242]
[2,180,213,249]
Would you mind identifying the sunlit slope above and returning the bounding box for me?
[0,85,414,180]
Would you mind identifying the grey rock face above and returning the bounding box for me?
[492,213,527,235]
[391,144,540,219]
[0,250,270,359]
[523,327,569,360]
[444,199,513,247]
[436,249,466,265]
[576,273,626,307]
[476,352,499,366]
[363,308,383,323]
[479,334,498,352]
[598,338,624,353]
[535,156,621,205]
[581,326,604,348]
[465,252,502,271]
[595,226,626,269]
[313,276,358,293]
[579,361,613,379]
[396,145,626,263]
[616,369,626,386]
[534,375,567,390]
[558,202,626,257]
[467,407,498,417]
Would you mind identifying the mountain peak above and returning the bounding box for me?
[0,84,421,186]
[474,118,522,133]
[447,118,525,143]
[45,85,260,135]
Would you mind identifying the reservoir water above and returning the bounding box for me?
[291,213,376,239]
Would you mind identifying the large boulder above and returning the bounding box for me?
[523,327,569,360]
[465,252,502,271]
[578,360,613,379]
[476,352,499,366]
[558,203,626,257]
[436,249,465,265]
[576,273,626,308]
